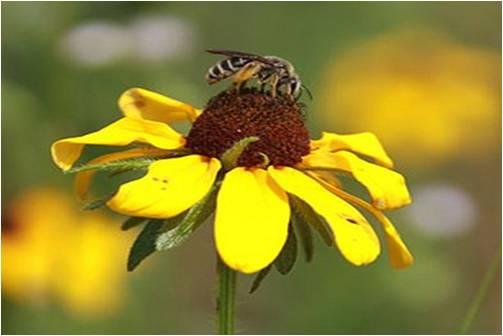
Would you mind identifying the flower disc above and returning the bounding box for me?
[186,89,310,167]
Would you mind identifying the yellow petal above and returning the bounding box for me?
[310,132,394,168]
[307,170,343,188]
[380,216,414,269]
[74,147,168,201]
[215,168,290,274]
[119,88,201,123]
[310,176,414,269]
[106,155,221,218]
[269,167,380,266]
[51,117,185,171]
[303,151,411,210]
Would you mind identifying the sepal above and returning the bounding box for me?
[290,195,333,246]
[121,217,148,231]
[127,219,166,271]
[249,266,272,294]
[274,224,298,275]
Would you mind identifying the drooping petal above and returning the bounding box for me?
[51,117,185,171]
[310,132,394,168]
[215,168,290,274]
[307,170,343,188]
[106,155,221,218]
[269,167,380,266]
[303,150,411,210]
[309,175,414,269]
[119,88,201,123]
[74,147,168,200]
[379,216,414,269]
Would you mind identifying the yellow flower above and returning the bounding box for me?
[2,187,131,317]
[317,29,500,168]
[51,87,413,274]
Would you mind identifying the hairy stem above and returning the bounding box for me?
[217,257,237,334]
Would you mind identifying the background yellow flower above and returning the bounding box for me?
[317,28,500,169]
[2,187,132,317]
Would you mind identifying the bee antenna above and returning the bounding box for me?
[301,84,313,101]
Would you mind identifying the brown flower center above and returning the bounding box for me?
[185,89,310,168]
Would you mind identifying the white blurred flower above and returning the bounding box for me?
[407,183,478,238]
[129,15,195,62]
[59,21,131,67]
[59,15,196,67]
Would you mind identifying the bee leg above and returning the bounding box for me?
[259,81,267,93]
[233,62,262,93]
[233,80,247,92]
[269,74,279,98]
[284,84,293,100]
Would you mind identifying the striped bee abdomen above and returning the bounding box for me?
[206,57,252,84]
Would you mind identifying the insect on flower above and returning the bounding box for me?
[51,51,413,294]
[205,49,310,100]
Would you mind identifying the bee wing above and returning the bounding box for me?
[206,49,259,58]
[205,49,275,65]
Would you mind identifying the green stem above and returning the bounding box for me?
[459,247,501,334]
[217,257,237,334]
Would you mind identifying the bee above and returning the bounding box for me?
[205,49,311,100]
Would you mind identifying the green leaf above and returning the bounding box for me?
[121,217,148,231]
[274,224,298,275]
[164,214,184,231]
[105,149,193,178]
[292,208,314,262]
[67,158,154,174]
[290,195,334,246]
[108,168,137,178]
[155,183,219,251]
[220,136,259,170]
[249,266,272,294]
[127,219,165,272]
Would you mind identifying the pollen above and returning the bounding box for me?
[185,89,310,167]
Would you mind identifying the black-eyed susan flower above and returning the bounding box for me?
[51,86,413,276]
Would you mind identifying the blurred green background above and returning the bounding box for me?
[2,2,501,334]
